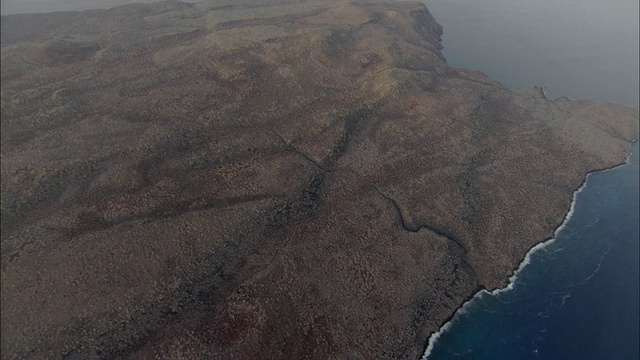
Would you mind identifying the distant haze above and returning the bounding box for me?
[2,0,638,109]
[0,0,196,14]
[425,0,640,108]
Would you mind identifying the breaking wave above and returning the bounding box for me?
[422,143,637,359]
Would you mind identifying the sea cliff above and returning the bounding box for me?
[1,0,638,358]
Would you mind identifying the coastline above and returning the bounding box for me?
[1,1,638,357]
[421,140,638,359]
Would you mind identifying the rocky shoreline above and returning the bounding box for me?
[1,0,638,358]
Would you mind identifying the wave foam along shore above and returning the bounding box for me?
[421,292,480,359]
[421,181,584,359]
[421,142,637,359]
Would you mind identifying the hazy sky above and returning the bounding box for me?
[425,0,640,108]
[1,0,195,14]
[2,0,638,108]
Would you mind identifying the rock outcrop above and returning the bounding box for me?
[1,0,638,358]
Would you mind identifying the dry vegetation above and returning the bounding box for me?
[1,0,638,358]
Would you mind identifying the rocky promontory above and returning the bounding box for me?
[1,0,638,358]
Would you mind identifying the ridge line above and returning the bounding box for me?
[272,130,331,173]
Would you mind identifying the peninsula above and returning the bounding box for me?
[1,0,638,358]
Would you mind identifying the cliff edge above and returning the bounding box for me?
[1,0,638,358]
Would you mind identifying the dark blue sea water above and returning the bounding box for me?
[424,141,639,359]
[421,1,639,358]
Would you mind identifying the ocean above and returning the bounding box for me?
[422,0,640,358]
[423,0,639,108]
[423,142,639,359]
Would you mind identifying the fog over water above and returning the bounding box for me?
[421,1,639,359]
[424,0,640,108]
[2,1,638,358]
[4,0,638,110]
[0,0,196,15]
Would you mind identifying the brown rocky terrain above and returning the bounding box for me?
[1,0,638,358]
